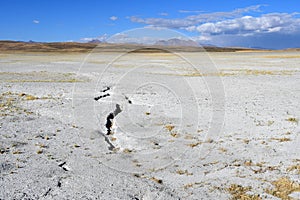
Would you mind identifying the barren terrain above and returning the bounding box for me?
[0,44,299,199]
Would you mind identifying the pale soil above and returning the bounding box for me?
[0,50,299,199]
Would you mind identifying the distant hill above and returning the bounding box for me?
[87,39,102,44]
[154,38,199,47]
[0,41,97,52]
[0,40,259,52]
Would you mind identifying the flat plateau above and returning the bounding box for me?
[1,49,299,199]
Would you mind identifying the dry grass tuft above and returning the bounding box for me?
[183,183,194,189]
[227,184,261,200]
[0,72,85,83]
[172,69,297,77]
[165,124,175,131]
[0,92,53,116]
[170,132,180,138]
[150,177,163,184]
[264,55,300,59]
[123,148,133,153]
[287,165,300,174]
[286,117,298,124]
[266,177,300,199]
[187,141,202,148]
[25,95,38,100]
[218,147,228,152]
[271,137,291,142]
[176,169,193,176]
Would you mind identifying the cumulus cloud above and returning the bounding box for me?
[178,10,204,14]
[130,5,300,48]
[193,13,300,36]
[131,5,263,28]
[110,16,118,21]
[33,20,39,24]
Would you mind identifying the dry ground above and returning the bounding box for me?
[0,48,299,199]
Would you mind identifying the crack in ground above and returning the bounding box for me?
[58,162,70,171]
[101,86,110,93]
[43,188,52,197]
[96,130,115,151]
[106,104,122,135]
[94,93,110,101]
[125,95,132,104]
[94,87,111,101]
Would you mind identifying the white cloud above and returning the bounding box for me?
[192,13,300,35]
[33,20,39,24]
[80,34,109,42]
[130,5,263,28]
[109,16,118,21]
[129,5,300,48]
[179,10,204,14]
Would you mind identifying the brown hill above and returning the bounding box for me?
[0,40,254,53]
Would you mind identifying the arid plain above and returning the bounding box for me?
[1,43,299,199]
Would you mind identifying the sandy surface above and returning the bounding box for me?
[0,50,299,199]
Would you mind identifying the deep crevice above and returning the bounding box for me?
[106,104,122,135]
[43,188,52,197]
[125,95,132,104]
[101,86,110,93]
[96,131,115,151]
[104,134,115,151]
[94,93,110,101]
[57,178,62,187]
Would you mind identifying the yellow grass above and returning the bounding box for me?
[154,69,297,77]
[286,117,298,124]
[227,184,261,200]
[176,169,193,176]
[165,124,175,131]
[287,164,300,174]
[5,79,83,83]
[0,92,53,116]
[0,72,86,83]
[266,177,300,199]
[271,137,291,142]
[264,55,300,59]
[187,141,202,148]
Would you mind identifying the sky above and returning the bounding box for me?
[0,0,300,49]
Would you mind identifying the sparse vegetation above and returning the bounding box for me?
[271,137,291,142]
[287,164,300,174]
[158,68,298,77]
[176,169,193,176]
[165,124,175,131]
[187,141,202,147]
[286,117,298,124]
[227,184,261,200]
[0,72,85,83]
[266,177,300,199]
[170,132,180,138]
[264,55,300,59]
[123,148,133,153]
[150,177,163,184]
[0,91,53,116]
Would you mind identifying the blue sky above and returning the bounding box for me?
[0,0,300,49]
